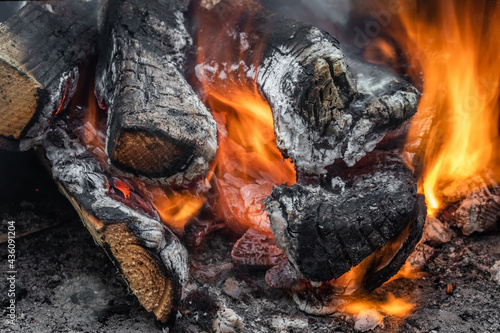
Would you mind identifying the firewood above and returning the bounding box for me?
[0,0,98,150]
[42,126,188,323]
[443,184,500,235]
[264,163,426,287]
[191,0,418,175]
[95,0,217,186]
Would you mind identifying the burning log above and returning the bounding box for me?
[191,0,418,174]
[0,0,98,150]
[265,167,426,288]
[42,126,188,323]
[95,0,217,185]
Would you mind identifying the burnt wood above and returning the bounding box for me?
[443,184,500,236]
[42,126,188,323]
[95,0,217,186]
[0,0,97,150]
[191,0,418,174]
[264,166,426,284]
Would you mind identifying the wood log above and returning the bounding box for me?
[95,0,217,186]
[442,184,500,236]
[264,164,426,285]
[42,126,188,323]
[190,0,418,174]
[0,0,98,151]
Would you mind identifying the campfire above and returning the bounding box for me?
[1,0,499,331]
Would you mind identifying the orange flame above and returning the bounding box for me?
[375,0,500,216]
[343,292,415,319]
[194,4,296,235]
[327,222,420,320]
[83,88,107,164]
[113,178,131,200]
[149,185,206,234]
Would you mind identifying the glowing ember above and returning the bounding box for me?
[113,178,131,200]
[82,86,106,164]
[372,0,500,216]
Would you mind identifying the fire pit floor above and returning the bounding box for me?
[0,151,499,332]
[1,197,499,332]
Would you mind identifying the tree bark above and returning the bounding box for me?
[42,126,188,323]
[0,0,98,150]
[95,0,217,186]
[190,0,418,175]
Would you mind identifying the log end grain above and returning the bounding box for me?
[111,130,196,179]
[0,58,44,139]
[104,223,174,323]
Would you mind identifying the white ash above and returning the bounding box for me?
[270,315,308,332]
[490,261,500,285]
[450,185,500,235]
[407,242,435,270]
[213,304,244,333]
[422,217,452,245]
[257,27,418,174]
[354,310,384,332]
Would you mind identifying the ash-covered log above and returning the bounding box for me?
[191,0,418,175]
[42,126,188,323]
[95,0,217,186]
[0,0,98,150]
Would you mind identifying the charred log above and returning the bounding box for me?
[95,0,217,186]
[264,166,426,286]
[0,0,97,150]
[191,0,418,174]
[42,126,188,323]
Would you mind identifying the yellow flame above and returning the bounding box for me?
[384,0,500,215]
[343,292,415,318]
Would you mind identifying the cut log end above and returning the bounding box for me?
[97,0,217,185]
[63,190,177,323]
[0,59,43,139]
[63,189,177,323]
[104,223,174,323]
[0,0,97,148]
[111,130,195,178]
